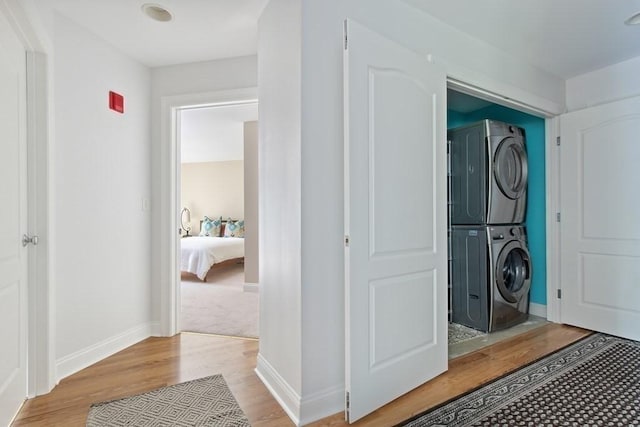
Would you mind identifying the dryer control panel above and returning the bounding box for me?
[489,225,527,242]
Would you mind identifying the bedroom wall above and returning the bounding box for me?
[150,55,258,325]
[180,160,245,233]
[258,0,564,424]
[51,12,152,379]
[244,121,259,285]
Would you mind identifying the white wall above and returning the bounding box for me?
[181,160,245,233]
[52,13,151,378]
[255,0,303,422]
[244,121,259,285]
[150,56,258,324]
[566,56,640,111]
[261,1,566,424]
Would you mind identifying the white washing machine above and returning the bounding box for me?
[448,119,528,225]
[450,224,532,332]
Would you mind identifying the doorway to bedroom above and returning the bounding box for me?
[177,101,260,339]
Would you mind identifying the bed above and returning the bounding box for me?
[180,236,245,281]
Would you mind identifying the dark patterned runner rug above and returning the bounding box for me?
[401,333,640,426]
[86,374,250,426]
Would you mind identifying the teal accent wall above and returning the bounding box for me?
[446,109,468,129]
[447,106,547,305]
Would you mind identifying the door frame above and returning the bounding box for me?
[159,87,258,336]
[445,78,562,322]
[0,0,55,396]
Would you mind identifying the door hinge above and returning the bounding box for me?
[344,21,348,50]
[556,212,561,222]
[447,140,452,177]
[345,235,350,247]
[556,136,561,146]
[557,289,562,299]
[345,391,350,422]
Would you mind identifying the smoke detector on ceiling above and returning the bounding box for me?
[141,4,173,22]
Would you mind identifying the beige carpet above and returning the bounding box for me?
[181,262,259,338]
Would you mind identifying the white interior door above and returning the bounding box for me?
[560,96,640,341]
[344,20,448,423]
[0,9,28,425]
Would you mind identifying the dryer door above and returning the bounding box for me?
[495,241,531,303]
[493,138,528,200]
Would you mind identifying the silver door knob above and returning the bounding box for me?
[22,234,39,247]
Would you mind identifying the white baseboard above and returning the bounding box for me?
[56,322,152,382]
[243,282,259,293]
[149,321,162,337]
[530,302,547,319]
[255,353,301,426]
[299,384,345,425]
[254,353,343,425]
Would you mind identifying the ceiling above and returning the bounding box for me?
[47,0,269,67]
[447,90,493,114]
[180,103,258,164]
[45,1,640,79]
[401,0,640,79]
[36,1,640,195]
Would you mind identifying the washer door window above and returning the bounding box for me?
[495,241,531,303]
[494,138,528,200]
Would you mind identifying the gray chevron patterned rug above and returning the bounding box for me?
[86,375,249,426]
[401,333,640,426]
[447,322,486,345]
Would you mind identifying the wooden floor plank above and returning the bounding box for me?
[13,324,590,426]
[310,324,591,426]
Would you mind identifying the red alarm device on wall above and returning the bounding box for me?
[109,91,124,114]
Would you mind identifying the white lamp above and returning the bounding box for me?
[181,207,192,236]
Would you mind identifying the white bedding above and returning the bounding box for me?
[180,236,245,280]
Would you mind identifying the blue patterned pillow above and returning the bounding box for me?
[199,216,222,237]
[224,218,245,238]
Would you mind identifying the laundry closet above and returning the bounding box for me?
[446,89,547,338]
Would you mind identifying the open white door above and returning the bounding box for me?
[560,96,640,341]
[0,8,28,425]
[344,20,448,422]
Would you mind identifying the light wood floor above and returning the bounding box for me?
[13,324,590,427]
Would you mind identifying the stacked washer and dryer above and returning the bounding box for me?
[448,120,533,332]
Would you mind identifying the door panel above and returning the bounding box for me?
[0,9,28,424]
[344,20,447,422]
[560,97,640,341]
[369,69,434,256]
[370,271,435,368]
